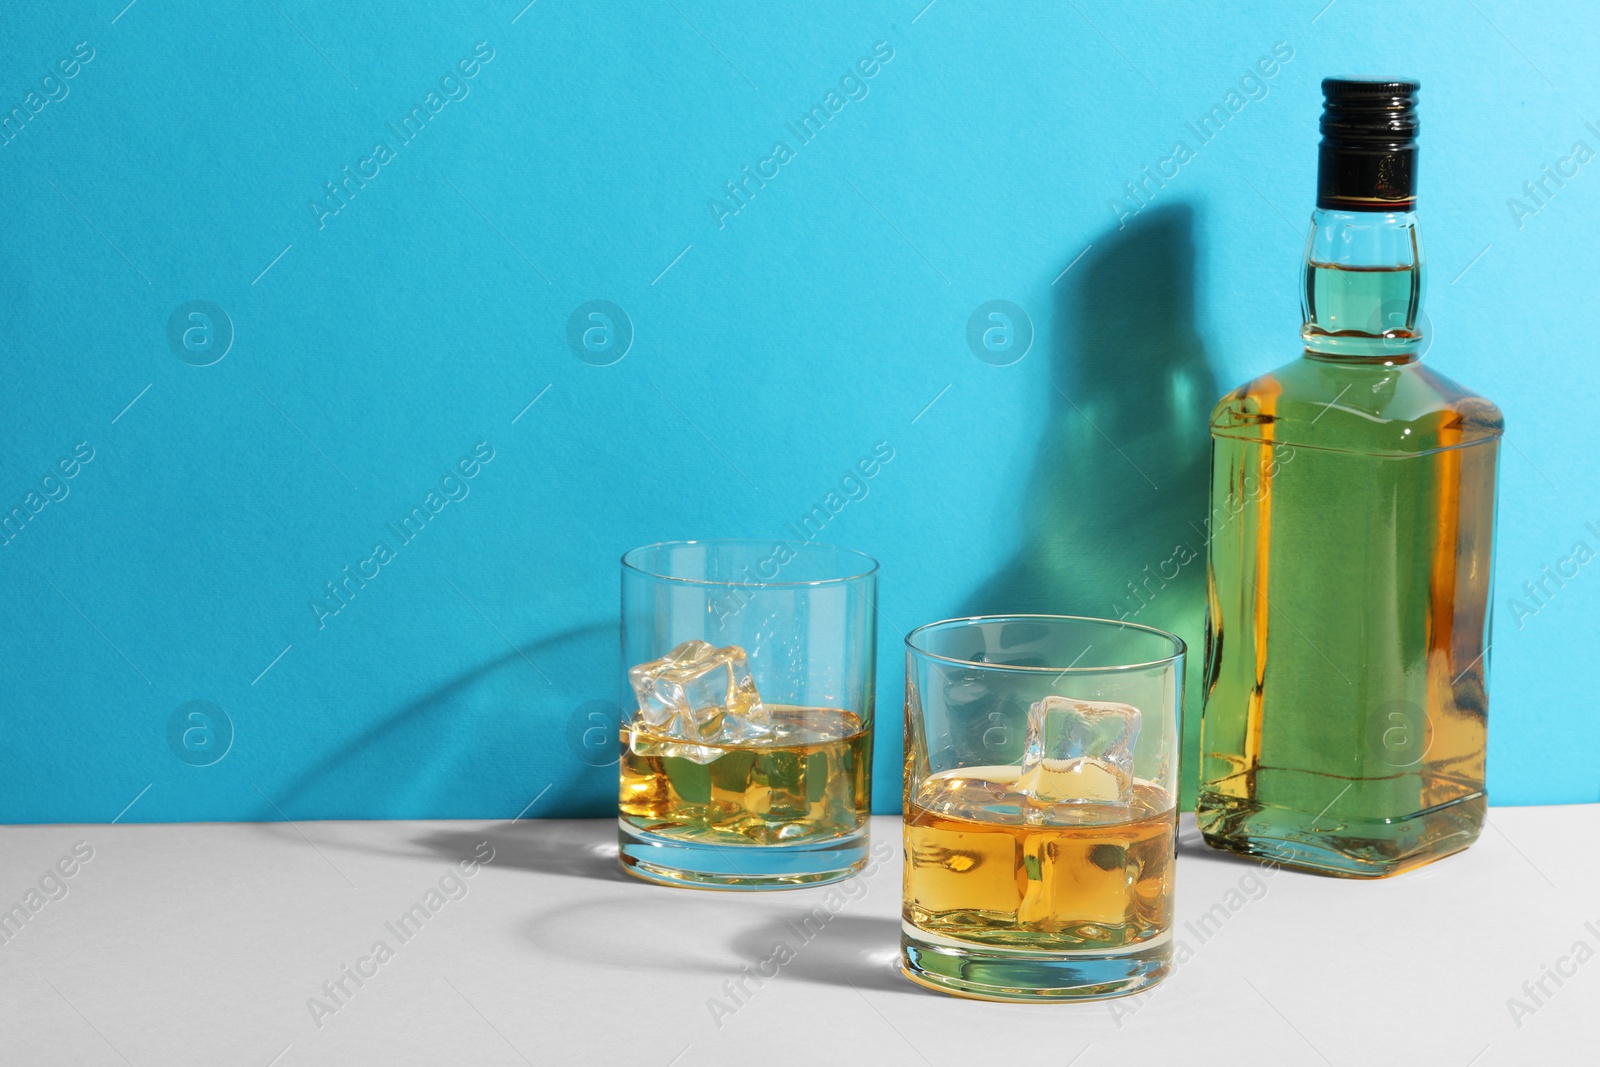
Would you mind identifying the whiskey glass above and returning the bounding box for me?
[902,615,1182,1000]
[617,540,878,889]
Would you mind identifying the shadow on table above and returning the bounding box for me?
[1174,820,1282,873]
[413,820,631,884]
[1175,821,1381,881]
[519,895,734,978]
[727,913,919,996]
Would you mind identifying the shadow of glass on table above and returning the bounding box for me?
[412,821,631,884]
[726,912,911,996]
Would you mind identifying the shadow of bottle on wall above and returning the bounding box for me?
[964,204,1220,805]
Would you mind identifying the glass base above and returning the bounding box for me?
[900,923,1171,1002]
[617,819,868,890]
[1195,790,1486,878]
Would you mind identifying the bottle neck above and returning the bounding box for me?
[1300,208,1425,362]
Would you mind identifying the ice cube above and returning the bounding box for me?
[627,639,771,761]
[1017,696,1140,808]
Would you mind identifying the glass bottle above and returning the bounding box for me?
[1196,79,1502,877]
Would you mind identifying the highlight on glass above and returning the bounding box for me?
[901,615,1182,1001]
[617,540,878,890]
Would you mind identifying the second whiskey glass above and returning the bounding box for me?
[902,615,1182,1001]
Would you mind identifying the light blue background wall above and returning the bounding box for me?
[2,0,1595,823]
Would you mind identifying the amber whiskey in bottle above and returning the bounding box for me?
[1197,79,1501,877]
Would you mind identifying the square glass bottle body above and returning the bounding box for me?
[1198,326,1501,876]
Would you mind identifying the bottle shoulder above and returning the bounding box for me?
[1210,355,1503,456]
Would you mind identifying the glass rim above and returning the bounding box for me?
[620,538,880,588]
[904,613,1186,673]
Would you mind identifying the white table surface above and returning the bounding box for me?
[0,808,1593,1066]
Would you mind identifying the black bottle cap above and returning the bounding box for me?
[1317,78,1419,211]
